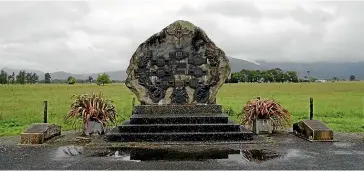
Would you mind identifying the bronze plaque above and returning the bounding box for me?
[189,78,199,89]
[175,80,184,87]
[169,51,189,60]
[176,68,186,74]
[156,58,166,67]
[157,70,165,78]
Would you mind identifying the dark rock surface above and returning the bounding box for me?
[125,20,231,105]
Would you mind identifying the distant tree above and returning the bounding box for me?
[0,69,8,85]
[88,76,93,83]
[286,71,298,83]
[11,72,15,84]
[25,72,32,84]
[261,70,274,83]
[240,69,250,82]
[67,76,76,84]
[349,75,356,81]
[272,68,284,83]
[230,72,242,83]
[31,73,39,84]
[250,70,261,83]
[45,73,51,84]
[16,70,26,84]
[7,75,12,84]
[96,73,111,85]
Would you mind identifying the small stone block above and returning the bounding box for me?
[20,133,44,144]
[20,123,61,144]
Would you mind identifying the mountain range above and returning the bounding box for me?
[2,57,363,81]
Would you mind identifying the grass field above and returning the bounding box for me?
[0,82,363,136]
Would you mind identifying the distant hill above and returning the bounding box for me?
[2,57,363,81]
[256,60,364,80]
[227,57,262,72]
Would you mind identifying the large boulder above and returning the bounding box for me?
[125,20,231,105]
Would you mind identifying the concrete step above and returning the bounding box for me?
[105,131,253,142]
[134,105,222,114]
[117,123,241,133]
[129,114,229,124]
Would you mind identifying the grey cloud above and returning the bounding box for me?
[204,1,262,18]
[0,1,364,74]
[176,1,364,63]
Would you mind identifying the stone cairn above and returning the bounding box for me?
[105,20,253,142]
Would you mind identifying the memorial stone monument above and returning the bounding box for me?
[105,20,253,142]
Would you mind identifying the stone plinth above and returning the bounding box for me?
[134,104,222,114]
[105,105,253,142]
[20,123,61,144]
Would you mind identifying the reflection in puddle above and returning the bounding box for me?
[107,148,241,161]
[333,150,364,155]
[109,151,141,162]
[54,146,83,160]
[55,145,283,163]
[241,149,281,162]
[333,143,353,148]
[93,148,282,162]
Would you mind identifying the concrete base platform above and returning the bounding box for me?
[105,113,253,142]
[106,105,253,142]
[106,129,253,142]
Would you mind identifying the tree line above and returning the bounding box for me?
[65,73,113,85]
[0,70,39,84]
[1,68,357,85]
[227,68,359,83]
[0,70,117,85]
[227,68,304,83]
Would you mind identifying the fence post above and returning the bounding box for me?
[44,101,48,123]
[309,97,313,120]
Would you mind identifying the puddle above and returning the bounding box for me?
[333,150,354,155]
[285,149,309,159]
[353,151,364,155]
[333,150,364,155]
[333,142,353,148]
[53,146,83,160]
[105,148,242,161]
[240,149,281,162]
[53,146,289,163]
[88,148,282,162]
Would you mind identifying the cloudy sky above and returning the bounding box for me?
[0,0,363,74]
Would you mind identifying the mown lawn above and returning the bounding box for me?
[0,82,363,136]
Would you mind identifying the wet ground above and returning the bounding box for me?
[0,133,363,170]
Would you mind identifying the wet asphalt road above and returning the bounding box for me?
[1,134,364,170]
